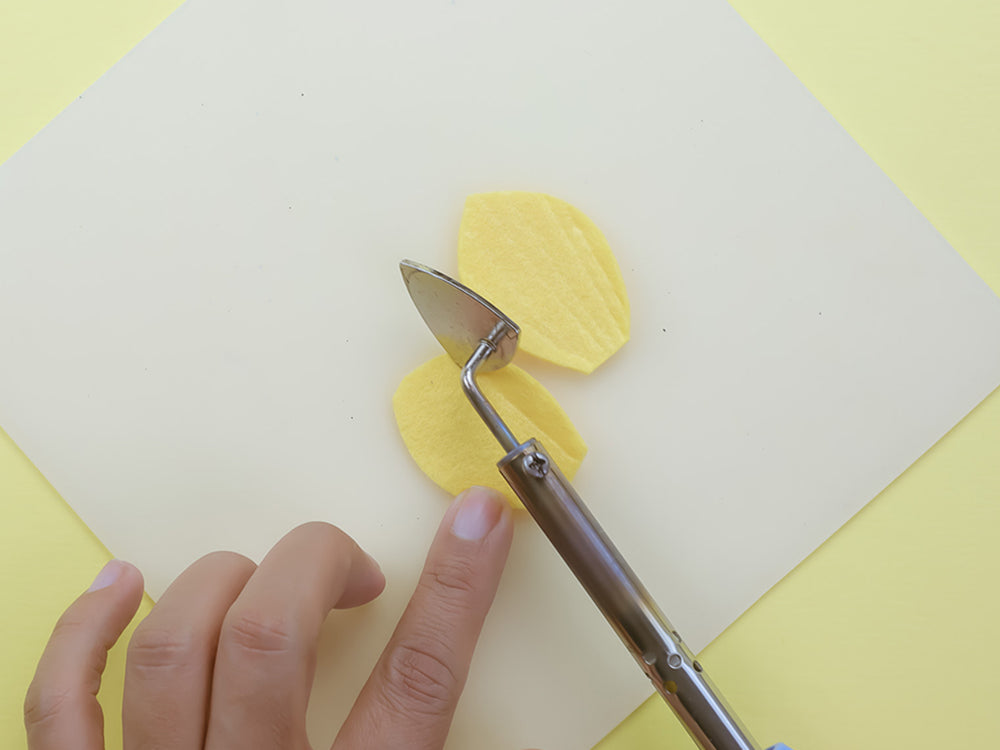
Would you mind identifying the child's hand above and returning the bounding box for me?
[25,486,512,750]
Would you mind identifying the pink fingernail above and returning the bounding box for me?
[88,560,124,592]
[451,487,505,541]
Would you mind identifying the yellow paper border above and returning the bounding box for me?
[2,1,998,747]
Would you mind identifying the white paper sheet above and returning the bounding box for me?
[2,0,999,748]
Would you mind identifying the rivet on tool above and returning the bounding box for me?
[523,452,550,478]
[667,654,683,669]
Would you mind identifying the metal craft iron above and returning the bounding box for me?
[400,259,769,750]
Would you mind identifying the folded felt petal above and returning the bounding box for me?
[458,191,630,373]
[393,354,587,506]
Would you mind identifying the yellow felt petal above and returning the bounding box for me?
[458,192,630,373]
[392,354,587,506]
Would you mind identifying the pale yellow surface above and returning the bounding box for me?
[1,2,998,750]
[393,354,587,506]
[458,192,630,374]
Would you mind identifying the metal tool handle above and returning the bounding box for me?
[499,439,761,750]
[400,263,788,749]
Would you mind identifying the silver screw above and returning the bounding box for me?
[523,452,549,478]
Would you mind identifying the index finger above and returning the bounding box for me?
[333,487,513,750]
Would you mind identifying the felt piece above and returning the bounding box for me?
[459,192,630,373]
[393,353,587,506]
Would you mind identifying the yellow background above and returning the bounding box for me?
[2,0,998,747]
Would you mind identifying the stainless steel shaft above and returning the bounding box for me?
[398,260,761,748]
[498,439,760,750]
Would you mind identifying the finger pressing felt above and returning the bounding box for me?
[205,522,384,750]
[334,487,513,750]
[123,551,256,750]
[25,560,144,750]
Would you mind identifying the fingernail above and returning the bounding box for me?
[451,486,505,541]
[362,551,386,592]
[88,560,125,592]
[364,551,382,574]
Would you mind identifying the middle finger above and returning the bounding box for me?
[206,522,384,750]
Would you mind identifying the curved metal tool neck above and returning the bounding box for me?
[462,339,520,453]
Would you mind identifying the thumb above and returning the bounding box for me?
[25,560,144,750]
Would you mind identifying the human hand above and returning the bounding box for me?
[25,486,513,750]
